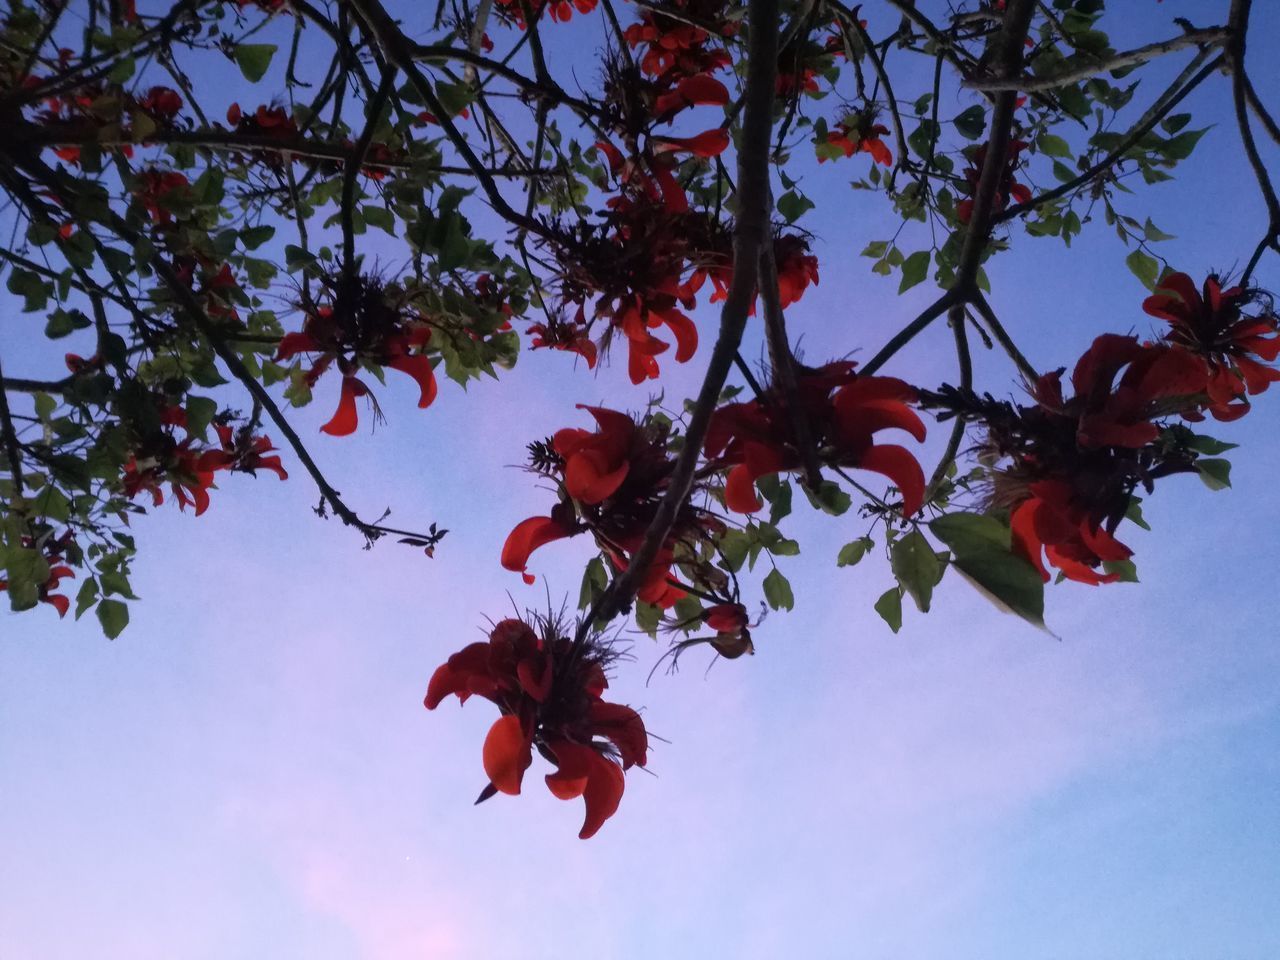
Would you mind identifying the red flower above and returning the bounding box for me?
[706,364,927,517]
[137,86,183,121]
[503,408,714,606]
[1011,480,1132,586]
[774,234,820,308]
[821,115,893,167]
[653,128,730,158]
[1142,272,1280,419]
[653,73,730,118]
[0,560,76,618]
[274,281,438,436]
[425,616,647,838]
[1034,334,1207,449]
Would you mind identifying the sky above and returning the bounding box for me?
[3,2,1280,958]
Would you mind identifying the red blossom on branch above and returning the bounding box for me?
[1142,272,1280,420]
[425,616,647,838]
[705,363,928,516]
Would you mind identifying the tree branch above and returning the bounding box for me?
[965,27,1228,93]
[995,53,1224,223]
[581,0,779,633]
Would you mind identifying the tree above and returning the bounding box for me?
[1,0,1277,837]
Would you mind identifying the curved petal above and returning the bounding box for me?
[678,73,730,106]
[1233,355,1280,395]
[1010,499,1050,582]
[662,309,698,363]
[705,603,748,634]
[274,331,319,361]
[588,701,648,769]
[565,450,630,504]
[385,354,439,409]
[501,516,574,583]
[723,463,763,513]
[545,741,625,839]
[1142,272,1200,324]
[320,376,367,437]
[424,641,491,708]
[856,444,925,517]
[482,715,532,796]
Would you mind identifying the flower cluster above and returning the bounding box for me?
[120,404,287,516]
[274,276,438,436]
[32,83,187,165]
[503,406,720,608]
[705,362,928,516]
[622,1,735,79]
[820,110,893,167]
[933,275,1278,584]
[425,616,648,839]
[1142,272,1280,420]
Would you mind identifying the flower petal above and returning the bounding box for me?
[482,715,532,796]
[856,444,925,517]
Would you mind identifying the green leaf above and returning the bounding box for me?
[837,536,873,567]
[1195,458,1232,490]
[74,577,99,620]
[96,598,129,639]
[874,587,902,633]
[803,480,851,516]
[953,105,986,139]
[1182,432,1238,455]
[1142,217,1175,243]
[1125,249,1160,290]
[234,44,277,83]
[45,308,92,339]
[762,568,794,611]
[240,224,275,250]
[633,600,661,637]
[1161,127,1208,161]
[930,512,1047,631]
[578,556,608,609]
[860,240,889,259]
[1102,558,1139,582]
[890,530,941,613]
[363,206,395,234]
[1124,496,1151,531]
[898,250,931,293]
[1037,133,1072,158]
[717,529,750,572]
[777,190,815,223]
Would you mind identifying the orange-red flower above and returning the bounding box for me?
[821,115,892,166]
[706,363,927,516]
[425,617,647,838]
[274,280,438,436]
[1010,479,1133,586]
[1142,272,1280,420]
[502,408,714,607]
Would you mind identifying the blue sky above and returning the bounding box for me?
[2,1,1279,957]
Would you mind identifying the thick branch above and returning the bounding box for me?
[583,0,779,632]
[758,238,822,490]
[965,27,1228,92]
